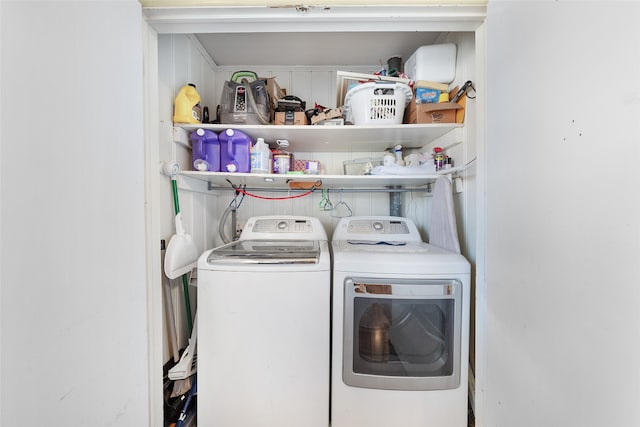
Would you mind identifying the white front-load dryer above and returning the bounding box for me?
[198,216,330,427]
[331,216,471,427]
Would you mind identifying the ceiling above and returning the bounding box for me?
[145,4,485,67]
[141,0,486,6]
[195,31,442,67]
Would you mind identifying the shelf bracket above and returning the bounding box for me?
[172,126,190,149]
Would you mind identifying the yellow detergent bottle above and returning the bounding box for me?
[173,83,202,124]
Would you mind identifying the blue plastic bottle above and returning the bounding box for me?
[219,129,251,173]
[190,128,220,171]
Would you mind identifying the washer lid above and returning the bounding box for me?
[207,239,321,264]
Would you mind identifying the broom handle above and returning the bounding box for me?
[172,178,193,335]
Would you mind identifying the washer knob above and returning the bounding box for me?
[277,220,288,230]
[373,221,383,231]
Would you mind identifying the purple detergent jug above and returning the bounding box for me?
[190,128,220,172]
[219,128,251,173]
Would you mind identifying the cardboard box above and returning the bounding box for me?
[274,111,308,125]
[263,77,287,121]
[310,107,343,125]
[404,101,461,124]
[292,159,321,174]
[414,80,449,91]
[404,87,464,124]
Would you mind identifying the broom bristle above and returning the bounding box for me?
[171,375,193,398]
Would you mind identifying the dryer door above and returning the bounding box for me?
[343,278,462,391]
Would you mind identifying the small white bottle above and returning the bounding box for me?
[251,138,272,174]
[394,144,405,166]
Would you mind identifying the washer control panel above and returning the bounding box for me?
[253,218,313,233]
[240,216,328,241]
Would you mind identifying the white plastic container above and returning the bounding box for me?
[344,82,412,125]
[250,137,272,173]
[405,43,457,84]
[343,158,383,175]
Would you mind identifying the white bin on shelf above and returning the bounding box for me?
[344,82,412,125]
[405,43,457,84]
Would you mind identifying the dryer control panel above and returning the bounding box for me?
[333,216,423,243]
[348,219,410,235]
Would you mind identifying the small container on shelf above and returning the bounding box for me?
[343,158,383,175]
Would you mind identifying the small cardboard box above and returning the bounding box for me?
[310,107,343,125]
[414,87,441,104]
[404,87,465,124]
[274,111,308,126]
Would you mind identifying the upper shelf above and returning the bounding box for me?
[174,123,462,152]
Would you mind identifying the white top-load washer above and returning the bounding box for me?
[331,216,471,427]
[198,216,330,427]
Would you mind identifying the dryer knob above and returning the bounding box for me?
[373,221,383,231]
[277,220,288,230]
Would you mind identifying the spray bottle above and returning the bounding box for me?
[394,144,405,166]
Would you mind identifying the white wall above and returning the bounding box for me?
[0,1,149,425]
[485,2,640,426]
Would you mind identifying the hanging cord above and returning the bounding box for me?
[219,186,246,244]
[226,179,322,200]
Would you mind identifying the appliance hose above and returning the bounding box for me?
[241,77,271,125]
[218,203,235,244]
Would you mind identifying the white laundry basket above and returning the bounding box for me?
[344,82,412,125]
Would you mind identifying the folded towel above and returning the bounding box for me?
[429,176,461,253]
